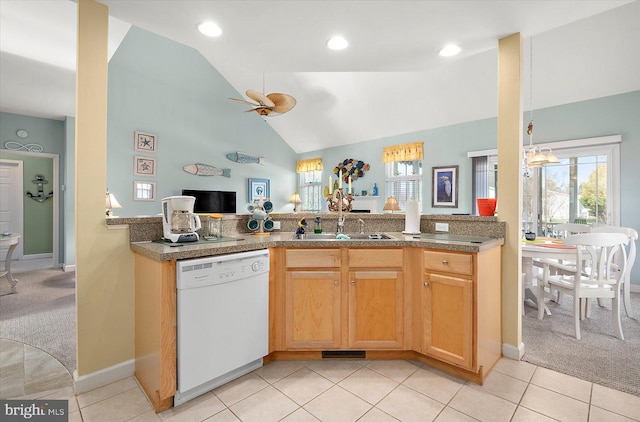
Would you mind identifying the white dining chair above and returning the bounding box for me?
[546,223,592,304]
[591,226,637,318]
[536,232,628,340]
[553,223,591,238]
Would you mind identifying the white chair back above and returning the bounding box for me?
[564,233,629,286]
[537,232,629,339]
[590,226,637,317]
[554,223,591,238]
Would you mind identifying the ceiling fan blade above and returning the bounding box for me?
[267,93,296,114]
[246,89,275,108]
[229,97,259,106]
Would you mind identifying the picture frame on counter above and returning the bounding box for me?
[134,156,157,177]
[134,130,158,153]
[432,165,458,208]
[133,181,156,201]
[248,178,270,203]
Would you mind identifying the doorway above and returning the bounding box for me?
[0,151,59,267]
[0,159,24,260]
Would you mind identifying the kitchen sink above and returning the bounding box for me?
[292,233,395,240]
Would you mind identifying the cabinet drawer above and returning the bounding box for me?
[286,249,341,268]
[348,249,403,268]
[423,250,473,275]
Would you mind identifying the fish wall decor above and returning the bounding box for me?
[226,151,264,165]
[183,163,231,177]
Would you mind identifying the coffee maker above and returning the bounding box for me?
[161,196,201,243]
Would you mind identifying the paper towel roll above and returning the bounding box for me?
[403,200,421,234]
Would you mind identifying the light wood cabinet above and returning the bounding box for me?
[418,247,502,378]
[422,272,473,369]
[134,253,176,413]
[285,270,342,349]
[277,247,405,351]
[349,269,404,349]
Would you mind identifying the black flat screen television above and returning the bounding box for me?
[182,189,236,214]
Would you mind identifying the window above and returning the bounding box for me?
[383,142,423,211]
[525,147,616,236]
[296,158,323,212]
[471,155,498,215]
[385,160,422,211]
[469,135,620,233]
[298,170,323,211]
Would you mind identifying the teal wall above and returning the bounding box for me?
[299,117,498,214]
[302,90,640,285]
[0,112,65,259]
[106,27,298,217]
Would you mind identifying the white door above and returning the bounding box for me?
[0,159,23,260]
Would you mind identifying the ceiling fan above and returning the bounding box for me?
[230,89,296,116]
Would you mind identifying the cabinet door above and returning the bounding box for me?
[422,272,473,369]
[285,271,342,349]
[349,270,404,349]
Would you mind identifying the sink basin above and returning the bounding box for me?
[292,233,395,240]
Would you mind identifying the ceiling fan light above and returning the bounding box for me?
[438,44,462,57]
[198,22,222,37]
[327,36,349,50]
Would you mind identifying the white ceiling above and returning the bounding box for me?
[1,1,639,153]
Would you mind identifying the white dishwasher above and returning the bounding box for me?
[174,249,269,406]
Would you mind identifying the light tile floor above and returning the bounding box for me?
[4,351,640,422]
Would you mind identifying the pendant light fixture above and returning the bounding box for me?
[524,37,558,170]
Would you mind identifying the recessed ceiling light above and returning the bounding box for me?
[327,36,349,50]
[438,44,462,57]
[198,22,222,37]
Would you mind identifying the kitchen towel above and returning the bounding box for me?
[403,199,421,234]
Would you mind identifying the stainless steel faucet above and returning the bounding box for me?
[358,219,365,234]
[334,189,346,233]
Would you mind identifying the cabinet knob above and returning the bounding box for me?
[424,281,429,287]
[350,280,356,286]
[442,260,449,265]
[334,280,339,286]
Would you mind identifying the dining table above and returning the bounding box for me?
[521,237,577,315]
[1,234,21,293]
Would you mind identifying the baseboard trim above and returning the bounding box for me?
[74,359,135,394]
[63,264,76,272]
[22,253,53,260]
[502,342,524,360]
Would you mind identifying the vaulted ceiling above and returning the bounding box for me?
[1,1,639,153]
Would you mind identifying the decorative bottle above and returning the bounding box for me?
[314,216,322,234]
[372,183,378,196]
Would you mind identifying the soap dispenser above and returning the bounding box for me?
[314,216,323,234]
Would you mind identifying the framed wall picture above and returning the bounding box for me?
[432,165,459,208]
[133,181,156,201]
[134,156,157,177]
[248,178,270,203]
[134,131,158,153]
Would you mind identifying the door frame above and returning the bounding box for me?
[0,159,24,259]
[0,151,59,267]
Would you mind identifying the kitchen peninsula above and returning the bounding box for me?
[117,214,504,412]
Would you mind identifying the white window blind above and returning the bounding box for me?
[385,160,422,211]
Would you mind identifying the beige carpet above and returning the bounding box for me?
[0,269,76,373]
[522,293,640,396]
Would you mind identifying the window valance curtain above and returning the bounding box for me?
[296,157,323,173]
[382,142,424,163]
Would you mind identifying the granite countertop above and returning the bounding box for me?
[131,232,504,261]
